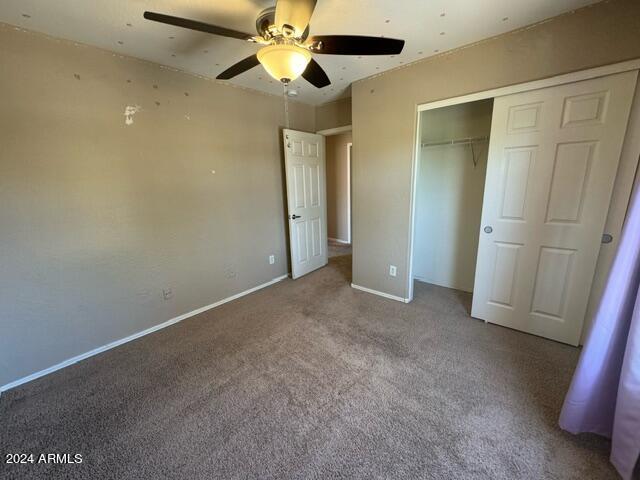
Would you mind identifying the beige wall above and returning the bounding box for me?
[351,0,640,299]
[316,97,352,132]
[0,24,315,387]
[326,132,352,242]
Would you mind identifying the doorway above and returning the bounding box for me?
[282,126,352,281]
[322,127,352,275]
[412,99,493,294]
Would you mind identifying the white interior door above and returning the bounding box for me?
[471,71,637,345]
[284,129,328,279]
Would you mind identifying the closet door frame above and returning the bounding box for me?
[406,59,640,343]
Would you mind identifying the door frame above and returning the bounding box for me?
[347,141,352,244]
[317,125,352,136]
[319,126,353,246]
[406,59,640,339]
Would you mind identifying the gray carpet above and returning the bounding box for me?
[0,254,615,479]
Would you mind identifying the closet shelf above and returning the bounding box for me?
[420,135,489,148]
[421,135,489,168]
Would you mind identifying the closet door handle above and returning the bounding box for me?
[484,226,493,234]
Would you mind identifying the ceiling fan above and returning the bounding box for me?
[143,0,405,88]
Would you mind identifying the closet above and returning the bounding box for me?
[412,99,493,293]
[410,70,638,346]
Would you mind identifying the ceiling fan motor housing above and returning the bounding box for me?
[256,7,276,38]
[256,7,309,42]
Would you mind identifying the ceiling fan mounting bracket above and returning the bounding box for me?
[281,24,296,38]
[308,41,324,52]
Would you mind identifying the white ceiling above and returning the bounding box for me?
[1,0,600,105]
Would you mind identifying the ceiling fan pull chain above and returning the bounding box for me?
[283,83,290,129]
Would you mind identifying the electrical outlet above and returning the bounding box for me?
[389,265,397,277]
[269,255,275,265]
[162,288,173,300]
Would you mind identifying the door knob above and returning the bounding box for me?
[290,214,301,220]
[484,226,493,234]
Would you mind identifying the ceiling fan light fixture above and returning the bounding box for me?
[257,44,311,84]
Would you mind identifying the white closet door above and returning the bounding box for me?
[471,71,637,345]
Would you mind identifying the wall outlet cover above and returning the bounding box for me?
[269,255,275,265]
[389,265,397,277]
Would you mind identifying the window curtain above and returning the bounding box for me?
[559,173,640,479]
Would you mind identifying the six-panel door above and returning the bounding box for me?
[471,71,637,345]
[284,129,328,279]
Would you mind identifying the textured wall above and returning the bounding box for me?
[326,132,352,242]
[351,0,640,299]
[315,97,352,132]
[0,24,315,387]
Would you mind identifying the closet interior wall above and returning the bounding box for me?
[413,99,494,292]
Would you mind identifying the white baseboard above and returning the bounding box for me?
[351,283,410,303]
[413,276,473,294]
[0,274,288,394]
[328,237,351,245]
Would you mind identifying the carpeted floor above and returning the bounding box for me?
[328,241,352,258]
[0,254,615,479]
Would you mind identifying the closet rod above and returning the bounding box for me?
[421,135,489,148]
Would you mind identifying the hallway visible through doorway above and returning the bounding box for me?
[324,128,352,274]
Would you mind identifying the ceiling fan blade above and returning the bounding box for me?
[302,58,330,88]
[307,35,405,55]
[275,0,317,37]
[143,11,253,41]
[216,54,260,80]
